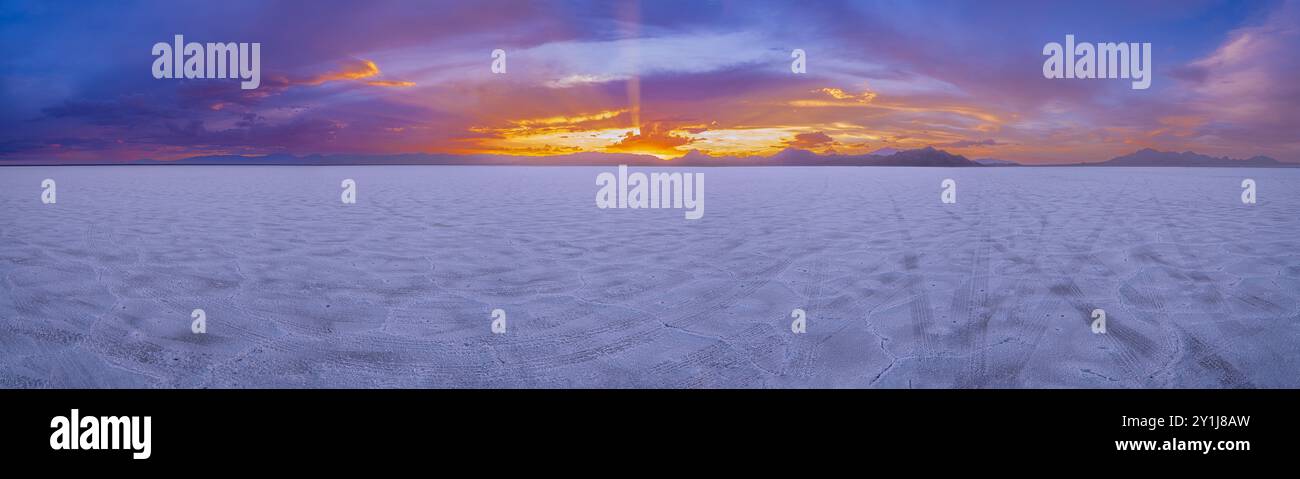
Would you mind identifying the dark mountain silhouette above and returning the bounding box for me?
[1085,148,1291,167]
[700,147,979,166]
[974,158,1019,166]
[870,147,980,166]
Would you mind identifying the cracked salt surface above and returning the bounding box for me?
[1,165,1297,387]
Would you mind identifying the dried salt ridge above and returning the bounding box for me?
[1,166,1297,387]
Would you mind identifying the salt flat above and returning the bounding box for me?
[1,166,1297,388]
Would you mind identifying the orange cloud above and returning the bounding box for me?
[366,80,416,87]
[510,109,628,128]
[299,59,415,87]
[789,87,878,107]
[466,110,632,153]
[782,131,836,150]
[818,87,876,103]
[603,123,695,158]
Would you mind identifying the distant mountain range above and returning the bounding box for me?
[1075,148,1292,167]
[4,147,1293,167]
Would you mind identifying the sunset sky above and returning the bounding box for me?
[1,0,1297,164]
